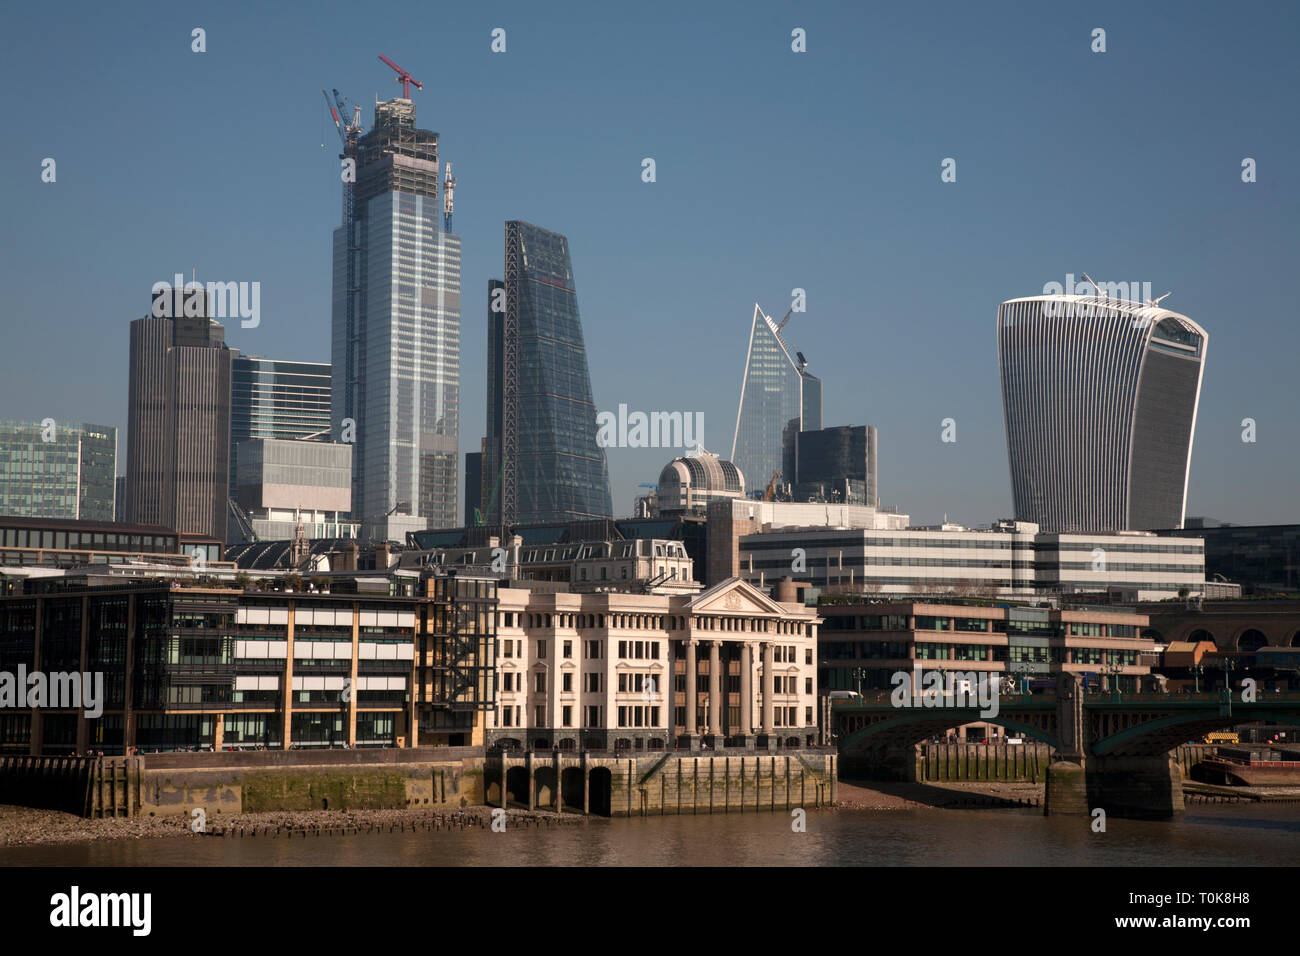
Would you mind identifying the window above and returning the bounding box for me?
[535,705,544,726]
[805,677,812,694]
[562,673,572,692]
[538,640,546,657]
[563,640,573,658]
[563,706,572,727]
[535,672,545,693]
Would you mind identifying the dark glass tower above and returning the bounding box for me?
[481,221,612,525]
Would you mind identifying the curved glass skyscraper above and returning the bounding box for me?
[997,294,1208,533]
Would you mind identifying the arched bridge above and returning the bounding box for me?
[832,682,1300,819]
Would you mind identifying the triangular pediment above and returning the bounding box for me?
[687,577,789,617]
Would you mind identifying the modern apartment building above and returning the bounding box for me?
[997,293,1208,532]
[125,286,234,542]
[480,222,612,525]
[732,304,821,496]
[331,95,461,539]
[0,420,117,521]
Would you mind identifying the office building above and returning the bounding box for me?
[0,420,117,521]
[784,424,877,507]
[731,304,821,496]
[818,600,1156,698]
[464,452,482,526]
[997,293,1208,532]
[230,356,332,495]
[331,95,461,539]
[480,221,612,525]
[489,577,820,752]
[0,564,497,754]
[125,286,233,541]
[706,499,911,586]
[1156,522,1300,595]
[735,519,1205,600]
[231,438,357,542]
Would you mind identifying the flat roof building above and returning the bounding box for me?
[0,420,117,522]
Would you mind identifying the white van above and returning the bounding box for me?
[827,691,861,700]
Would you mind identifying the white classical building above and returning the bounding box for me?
[489,577,820,752]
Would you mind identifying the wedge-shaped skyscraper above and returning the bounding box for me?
[731,304,821,496]
[997,294,1208,533]
[481,221,611,524]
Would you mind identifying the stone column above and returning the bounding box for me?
[708,640,723,737]
[741,642,754,739]
[761,641,775,736]
[685,641,698,738]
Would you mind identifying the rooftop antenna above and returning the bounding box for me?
[443,163,456,232]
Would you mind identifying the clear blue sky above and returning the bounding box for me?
[2,0,1297,526]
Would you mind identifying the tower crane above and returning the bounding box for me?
[378,54,423,99]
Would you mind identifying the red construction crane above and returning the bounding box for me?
[378,54,423,99]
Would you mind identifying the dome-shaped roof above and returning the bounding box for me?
[658,453,744,494]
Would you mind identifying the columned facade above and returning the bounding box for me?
[489,577,820,753]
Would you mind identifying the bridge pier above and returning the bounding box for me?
[1042,761,1088,815]
[1086,754,1184,820]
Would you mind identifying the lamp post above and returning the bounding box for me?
[1221,657,1237,717]
[1191,663,1204,694]
[1105,660,1124,701]
[851,667,867,696]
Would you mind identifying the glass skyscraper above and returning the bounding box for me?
[230,356,332,493]
[481,221,611,525]
[998,293,1208,532]
[0,420,117,521]
[331,96,460,537]
[731,304,821,496]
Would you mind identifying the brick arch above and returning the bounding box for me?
[1291,630,1300,648]
[1232,627,1269,652]
[1185,627,1217,646]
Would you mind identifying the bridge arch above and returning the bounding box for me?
[841,711,1061,752]
[1235,628,1268,652]
[1291,630,1300,647]
[1091,707,1300,756]
[1187,627,1216,646]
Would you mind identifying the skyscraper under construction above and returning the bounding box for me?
[330,76,461,540]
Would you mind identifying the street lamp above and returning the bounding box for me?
[851,667,867,696]
[1191,663,1204,694]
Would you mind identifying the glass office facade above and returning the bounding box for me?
[486,222,612,524]
[230,357,331,492]
[731,306,819,496]
[332,99,460,533]
[0,421,117,521]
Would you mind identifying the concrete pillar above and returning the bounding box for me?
[526,751,535,811]
[762,641,774,735]
[741,642,754,738]
[582,752,590,815]
[708,640,723,737]
[213,714,224,751]
[122,593,135,754]
[685,641,698,738]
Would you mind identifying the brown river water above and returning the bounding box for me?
[1,803,1296,866]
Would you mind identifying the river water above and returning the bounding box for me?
[1,803,1296,866]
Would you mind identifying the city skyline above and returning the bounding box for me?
[2,2,1297,530]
